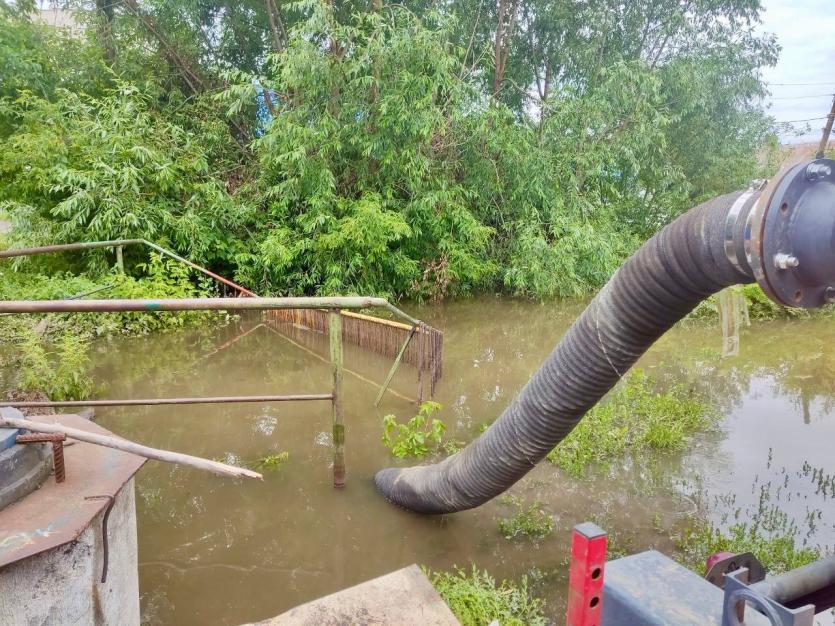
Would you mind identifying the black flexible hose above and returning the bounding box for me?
[375,191,760,513]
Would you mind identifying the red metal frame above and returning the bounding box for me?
[566,522,608,626]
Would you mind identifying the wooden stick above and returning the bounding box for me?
[374,325,417,406]
[0,416,262,480]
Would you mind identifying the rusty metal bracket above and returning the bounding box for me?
[84,494,116,584]
[16,432,67,483]
[706,551,766,589]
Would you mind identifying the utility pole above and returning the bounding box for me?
[816,95,835,159]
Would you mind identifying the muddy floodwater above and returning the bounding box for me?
[91,298,835,625]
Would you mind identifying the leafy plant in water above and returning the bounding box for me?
[547,370,714,476]
[250,452,290,470]
[497,501,555,540]
[427,566,547,626]
[382,401,446,458]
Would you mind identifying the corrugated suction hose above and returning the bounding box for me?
[375,189,761,513]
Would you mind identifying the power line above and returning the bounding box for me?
[767,81,835,86]
[776,116,827,124]
[770,93,834,100]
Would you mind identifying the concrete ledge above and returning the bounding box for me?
[0,414,146,568]
[249,564,460,626]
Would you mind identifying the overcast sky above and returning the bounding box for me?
[759,0,835,143]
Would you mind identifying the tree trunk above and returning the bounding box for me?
[264,0,287,53]
[95,0,116,63]
[492,0,519,98]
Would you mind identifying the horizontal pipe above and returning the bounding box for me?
[0,238,258,297]
[0,394,333,408]
[750,555,835,607]
[0,239,142,258]
[0,414,262,480]
[0,240,428,326]
[0,296,390,314]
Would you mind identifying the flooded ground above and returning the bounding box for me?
[90,297,835,625]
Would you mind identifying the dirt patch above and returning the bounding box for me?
[4,390,55,417]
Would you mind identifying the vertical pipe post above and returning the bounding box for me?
[115,245,124,273]
[416,323,425,406]
[329,309,345,487]
[566,522,607,626]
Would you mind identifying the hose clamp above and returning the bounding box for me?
[724,181,765,272]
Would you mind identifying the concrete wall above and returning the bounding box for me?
[0,480,140,626]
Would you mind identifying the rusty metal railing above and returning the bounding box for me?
[0,239,258,297]
[0,296,429,487]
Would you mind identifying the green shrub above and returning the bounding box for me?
[428,566,547,626]
[382,401,447,458]
[17,328,93,400]
[547,370,714,476]
[0,254,226,400]
[0,86,246,268]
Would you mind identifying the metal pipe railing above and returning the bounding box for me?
[0,238,258,297]
[0,296,423,326]
[750,554,835,611]
[0,294,424,487]
[0,394,333,408]
[0,241,432,486]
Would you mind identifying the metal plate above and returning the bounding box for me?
[0,414,146,568]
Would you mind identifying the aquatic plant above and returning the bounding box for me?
[250,452,290,470]
[497,502,555,540]
[427,566,547,626]
[382,401,446,458]
[678,496,821,576]
[546,370,714,476]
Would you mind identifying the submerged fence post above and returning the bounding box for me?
[329,309,345,487]
[115,245,124,273]
[416,323,425,406]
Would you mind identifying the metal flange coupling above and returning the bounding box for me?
[746,159,835,308]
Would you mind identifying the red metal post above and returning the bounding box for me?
[566,522,607,626]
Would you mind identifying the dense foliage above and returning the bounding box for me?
[0,0,780,300]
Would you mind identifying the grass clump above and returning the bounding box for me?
[679,520,819,576]
[427,566,547,626]
[382,401,447,458]
[547,370,713,476]
[678,487,821,575]
[497,501,554,540]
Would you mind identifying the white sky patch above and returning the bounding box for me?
[759,0,835,143]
